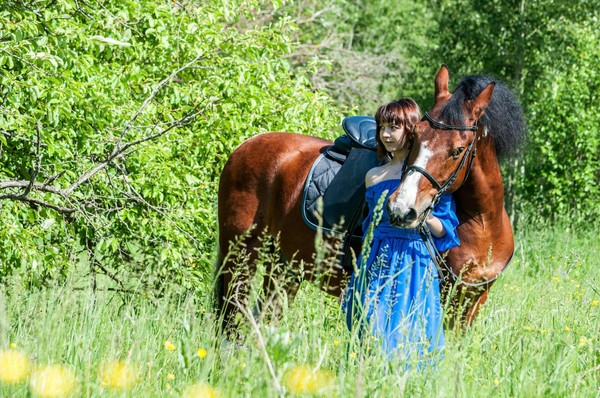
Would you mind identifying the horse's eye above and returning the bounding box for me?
[452,147,465,159]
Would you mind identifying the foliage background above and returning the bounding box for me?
[277,0,599,224]
[0,1,598,397]
[0,0,339,289]
[1,0,598,293]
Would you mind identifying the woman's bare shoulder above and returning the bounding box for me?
[366,163,406,187]
[365,165,386,187]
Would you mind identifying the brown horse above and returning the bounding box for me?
[215,65,525,330]
[215,133,348,330]
[387,65,525,325]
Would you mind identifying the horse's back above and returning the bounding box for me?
[218,132,331,247]
[215,133,340,330]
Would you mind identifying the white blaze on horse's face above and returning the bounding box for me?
[388,140,434,227]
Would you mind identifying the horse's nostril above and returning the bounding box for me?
[389,208,417,226]
[403,208,417,223]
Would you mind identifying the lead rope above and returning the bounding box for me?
[417,206,453,284]
[419,219,516,288]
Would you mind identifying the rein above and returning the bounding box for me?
[419,220,515,287]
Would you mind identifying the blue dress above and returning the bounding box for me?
[342,179,460,358]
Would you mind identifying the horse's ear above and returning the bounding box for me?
[470,82,495,119]
[434,65,450,102]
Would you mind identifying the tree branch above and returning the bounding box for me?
[0,193,76,214]
[117,53,206,148]
[0,55,208,214]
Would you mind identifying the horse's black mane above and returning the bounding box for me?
[440,75,526,159]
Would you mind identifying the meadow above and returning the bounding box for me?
[1,2,598,397]
[0,219,598,397]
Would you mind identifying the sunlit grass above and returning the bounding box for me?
[0,221,597,397]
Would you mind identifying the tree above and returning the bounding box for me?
[268,0,438,113]
[0,0,339,291]
[432,0,599,223]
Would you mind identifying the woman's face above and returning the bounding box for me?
[379,123,406,153]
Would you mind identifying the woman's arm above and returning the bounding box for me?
[425,214,447,238]
[429,194,460,251]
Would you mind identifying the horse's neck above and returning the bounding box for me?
[451,138,514,276]
[454,140,505,220]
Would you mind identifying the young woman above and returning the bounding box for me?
[342,98,460,359]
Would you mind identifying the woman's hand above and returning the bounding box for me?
[425,215,447,238]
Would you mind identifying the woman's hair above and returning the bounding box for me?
[374,98,421,159]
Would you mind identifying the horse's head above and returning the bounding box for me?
[388,65,495,228]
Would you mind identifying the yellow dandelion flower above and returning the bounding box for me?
[167,373,175,380]
[579,337,588,345]
[9,343,17,349]
[565,326,571,332]
[592,300,599,306]
[539,329,548,333]
[552,277,560,282]
[333,340,340,347]
[164,340,176,351]
[197,348,208,359]
[99,361,138,390]
[492,344,497,350]
[494,378,500,386]
[30,364,77,398]
[0,349,30,384]
[182,382,220,398]
[524,326,532,331]
[283,365,334,395]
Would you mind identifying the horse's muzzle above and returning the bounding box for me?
[388,207,418,227]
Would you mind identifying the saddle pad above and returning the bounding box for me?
[302,148,380,235]
[302,151,344,234]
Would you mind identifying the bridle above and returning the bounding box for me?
[402,112,512,287]
[405,111,479,206]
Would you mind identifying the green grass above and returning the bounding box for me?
[1,221,598,397]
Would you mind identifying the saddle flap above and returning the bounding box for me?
[302,148,380,235]
[322,148,378,229]
[326,141,350,161]
[342,116,377,150]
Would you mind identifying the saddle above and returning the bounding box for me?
[302,116,381,271]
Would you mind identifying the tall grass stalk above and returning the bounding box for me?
[0,221,597,397]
